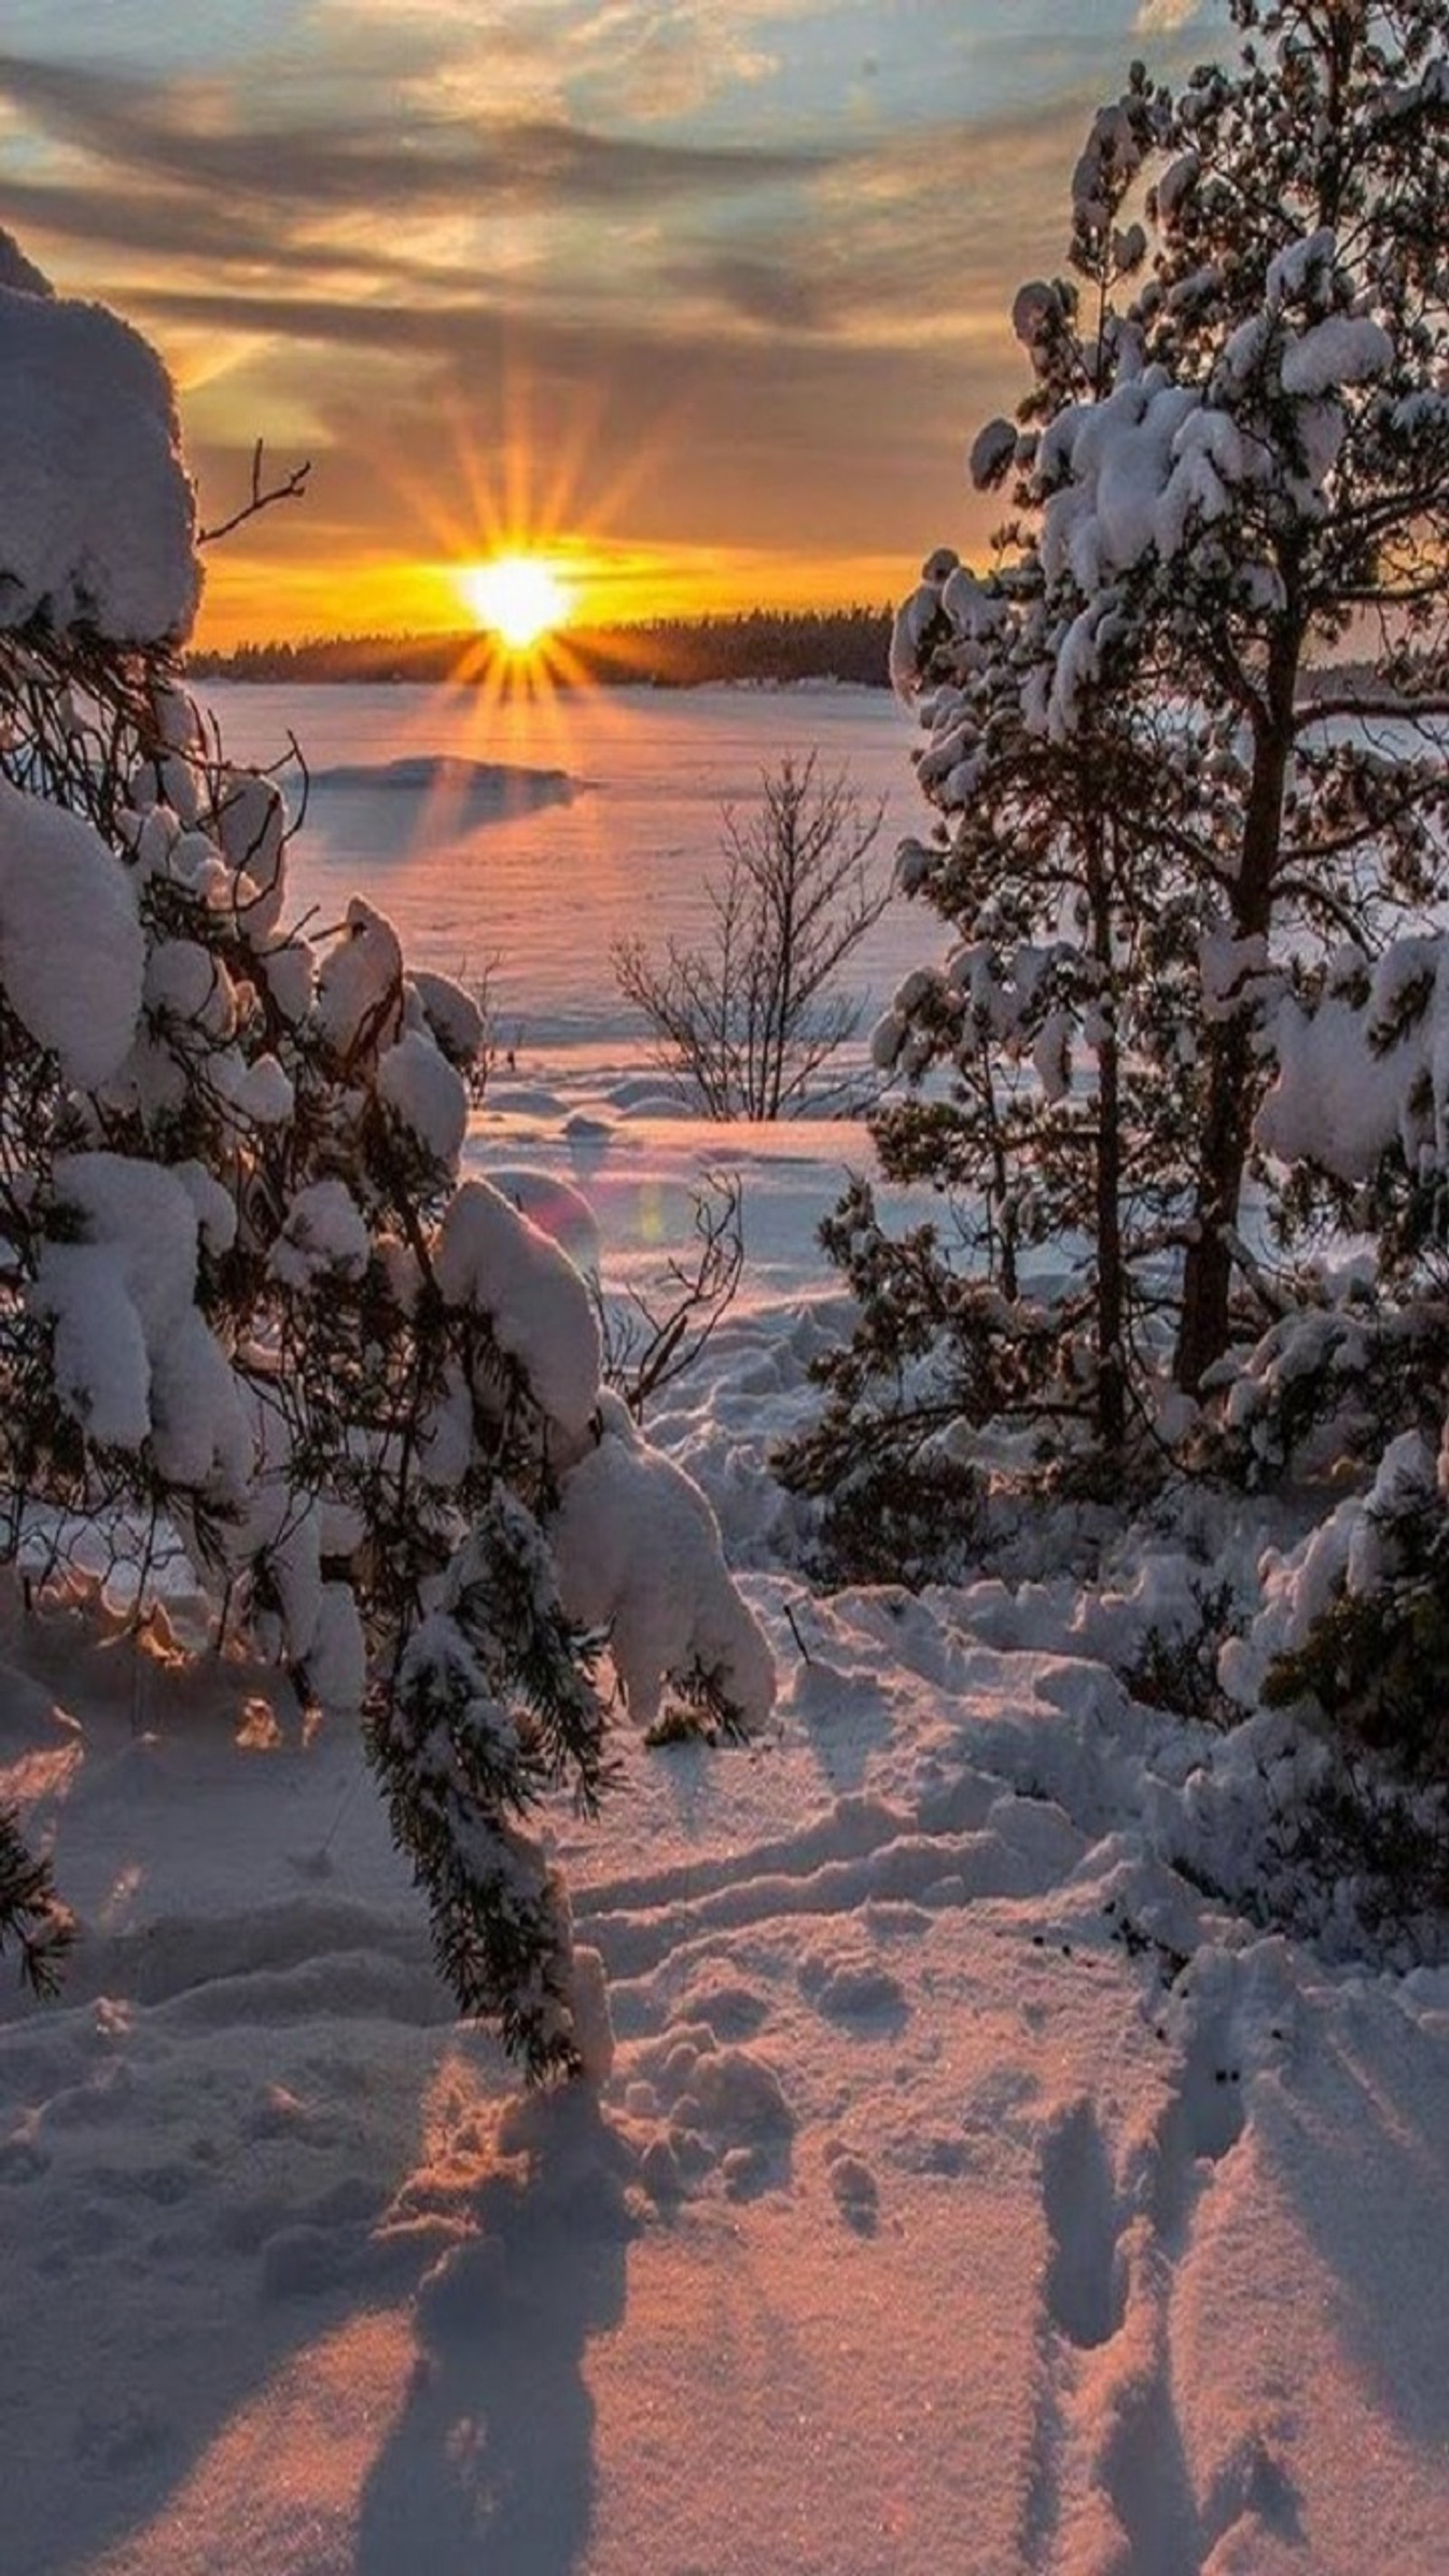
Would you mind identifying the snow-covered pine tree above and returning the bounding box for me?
[780,67,1216,1558]
[0,232,773,2074]
[1219,936,1449,1799]
[785,1,1449,1577]
[1077,4,1449,1394]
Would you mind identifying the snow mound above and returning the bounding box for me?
[311,757,579,822]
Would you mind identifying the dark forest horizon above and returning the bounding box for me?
[184,605,897,691]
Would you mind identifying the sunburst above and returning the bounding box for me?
[456,552,572,653]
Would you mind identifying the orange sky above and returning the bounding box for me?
[0,1,1218,645]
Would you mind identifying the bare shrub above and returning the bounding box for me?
[614,752,888,1120]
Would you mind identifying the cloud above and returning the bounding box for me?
[0,34,1081,370]
[0,52,829,217]
[0,171,446,283]
[324,0,826,121]
[85,87,1077,366]
[660,251,833,335]
[183,303,989,567]
[1133,1,1211,29]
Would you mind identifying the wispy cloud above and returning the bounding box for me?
[0,53,828,216]
[325,0,830,121]
[1133,1,1211,30]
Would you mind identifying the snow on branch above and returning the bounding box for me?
[0,259,197,646]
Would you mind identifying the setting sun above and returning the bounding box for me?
[456,553,571,650]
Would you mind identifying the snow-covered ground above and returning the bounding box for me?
[5,686,1449,2575]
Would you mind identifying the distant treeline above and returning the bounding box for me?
[184,607,896,690]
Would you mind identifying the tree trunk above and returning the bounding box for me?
[1089,815,1126,1449]
[1174,1007,1256,1394]
[1175,621,1302,1392]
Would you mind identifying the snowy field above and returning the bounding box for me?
[5,682,1449,2576]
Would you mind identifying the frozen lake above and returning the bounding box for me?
[202,679,929,1067]
[197,678,936,1289]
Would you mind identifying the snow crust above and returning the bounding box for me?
[377,1026,469,1168]
[271,1178,372,1289]
[1070,101,1143,226]
[968,415,1017,491]
[33,1153,246,1489]
[1259,937,1449,1180]
[313,898,403,1061]
[408,967,486,1070]
[1280,312,1395,398]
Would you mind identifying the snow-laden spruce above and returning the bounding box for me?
[0,242,772,2071]
[787,0,1449,1615]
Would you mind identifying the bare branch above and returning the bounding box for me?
[198,439,312,547]
[593,1175,744,1416]
[1296,692,1449,729]
[612,752,891,1120]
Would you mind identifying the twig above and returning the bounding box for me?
[784,1601,814,1664]
[199,440,312,547]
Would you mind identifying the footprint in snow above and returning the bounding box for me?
[1041,2100,1124,2351]
[638,2025,795,2202]
[824,2142,879,2235]
[797,1942,907,2032]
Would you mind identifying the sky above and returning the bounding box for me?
[0,0,1224,645]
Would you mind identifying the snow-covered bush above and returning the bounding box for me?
[0,235,772,2071]
[789,0,1449,1580]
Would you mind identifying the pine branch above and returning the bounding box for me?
[0,1805,73,1996]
